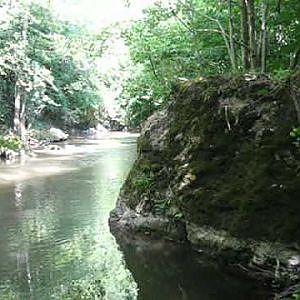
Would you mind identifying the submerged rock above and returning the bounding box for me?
[110,74,300,286]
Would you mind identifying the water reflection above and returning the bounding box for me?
[113,234,271,300]
[0,137,138,299]
[0,136,271,300]
[14,182,23,209]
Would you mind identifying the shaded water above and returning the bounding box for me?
[0,136,138,299]
[114,234,270,300]
[0,136,270,299]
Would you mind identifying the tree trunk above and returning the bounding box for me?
[240,0,250,70]
[13,9,29,144]
[291,85,300,126]
[228,0,237,72]
[148,54,160,81]
[13,81,21,135]
[245,0,258,71]
[20,94,27,145]
[209,17,235,72]
[14,79,27,144]
[260,0,269,73]
[291,46,300,70]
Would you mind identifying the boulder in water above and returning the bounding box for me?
[96,123,108,133]
[49,128,68,142]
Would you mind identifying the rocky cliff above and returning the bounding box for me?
[110,74,300,289]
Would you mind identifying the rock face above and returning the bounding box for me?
[110,74,300,283]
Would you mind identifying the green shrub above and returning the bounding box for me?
[0,135,22,152]
[133,174,154,192]
[59,279,105,300]
[153,198,171,213]
[290,127,300,147]
[293,293,300,300]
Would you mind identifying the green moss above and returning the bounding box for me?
[293,293,300,300]
[132,173,154,192]
[137,135,151,153]
[121,74,300,244]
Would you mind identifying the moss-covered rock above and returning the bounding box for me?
[110,74,300,286]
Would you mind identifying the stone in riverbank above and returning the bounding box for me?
[29,127,69,144]
[110,74,300,288]
[49,127,69,142]
[110,203,300,286]
[110,201,186,241]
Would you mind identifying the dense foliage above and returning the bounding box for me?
[0,135,21,152]
[0,0,299,131]
[0,0,107,138]
[121,0,300,127]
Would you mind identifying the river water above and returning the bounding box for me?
[0,135,270,299]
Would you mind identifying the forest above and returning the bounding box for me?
[0,0,299,142]
[0,0,299,299]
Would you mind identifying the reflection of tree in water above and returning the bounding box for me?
[0,140,138,299]
[12,182,34,299]
[2,181,137,298]
[17,251,33,298]
[14,182,23,209]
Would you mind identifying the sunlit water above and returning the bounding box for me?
[0,136,270,299]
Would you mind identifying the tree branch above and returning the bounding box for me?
[171,10,221,35]
[148,54,159,81]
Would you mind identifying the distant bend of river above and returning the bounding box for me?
[0,134,270,299]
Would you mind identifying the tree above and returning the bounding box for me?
[119,0,299,127]
[0,0,108,137]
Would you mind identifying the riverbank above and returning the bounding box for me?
[110,74,300,298]
[0,122,140,163]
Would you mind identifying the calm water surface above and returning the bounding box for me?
[0,136,270,299]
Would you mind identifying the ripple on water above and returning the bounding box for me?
[0,136,271,299]
[0,137,138,299]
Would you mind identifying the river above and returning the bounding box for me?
[0,135,270,299]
